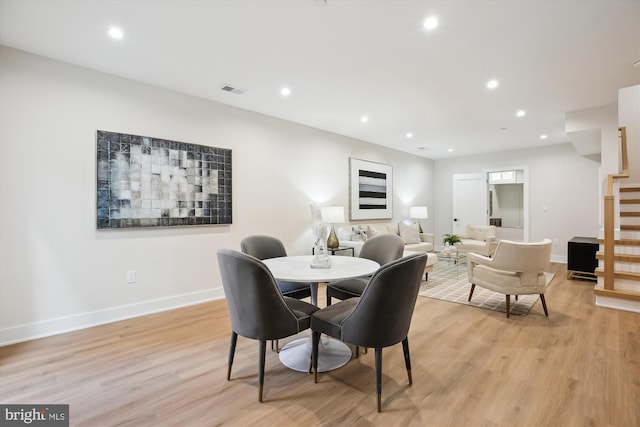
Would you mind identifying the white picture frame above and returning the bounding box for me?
[349,158,393,220]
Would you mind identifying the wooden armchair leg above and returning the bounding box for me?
[505,295,511,318]
[468,284,476,302]
[540,294,549,316]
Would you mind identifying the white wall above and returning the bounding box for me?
[0,47,433,344]
[433,144,600,262]
[619,85,640,182]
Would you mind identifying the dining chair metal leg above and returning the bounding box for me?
[540,294,549,316]
[402,338,412,385]
[312,331,321,383]
[227,331,238,381]
[375,348,383,412]
[258,340,266,402]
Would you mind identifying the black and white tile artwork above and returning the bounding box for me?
[96,130,232,229]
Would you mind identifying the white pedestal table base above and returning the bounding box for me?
[278,335,352,373]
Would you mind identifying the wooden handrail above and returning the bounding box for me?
[603,127,629,290]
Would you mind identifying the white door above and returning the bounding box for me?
[452,173,487,235]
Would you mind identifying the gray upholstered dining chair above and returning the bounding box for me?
[241,235,312,301]
[325,234,405,306]
[217,248,319,402]
[311,252,428,412]
[467,239,553,318]
[241,235,313,351]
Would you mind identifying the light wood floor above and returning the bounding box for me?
[1,262,639,426]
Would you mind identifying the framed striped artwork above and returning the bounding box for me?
[349,158,393,220]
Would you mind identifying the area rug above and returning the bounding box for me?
[419,262,555,316]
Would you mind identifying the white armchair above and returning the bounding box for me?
[466,239,552,318]
[457,224,498,256]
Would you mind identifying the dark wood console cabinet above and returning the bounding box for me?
[567,236,598,281]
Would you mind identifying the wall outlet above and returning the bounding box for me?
[552,239,559,246]
[127,270,136,284]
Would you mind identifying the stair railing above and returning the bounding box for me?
[603,127,628,289]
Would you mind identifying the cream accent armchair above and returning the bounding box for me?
[457,224,498,256]
[466,239,552,318]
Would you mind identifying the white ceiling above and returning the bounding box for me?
[1,0,639,159]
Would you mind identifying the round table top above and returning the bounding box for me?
[262,255,379,283]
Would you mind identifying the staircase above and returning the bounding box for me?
[594,127,640,311]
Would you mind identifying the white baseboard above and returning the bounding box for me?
[0,288,225,346]
[595,295,640,314]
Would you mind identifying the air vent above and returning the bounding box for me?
[220,84,246,95]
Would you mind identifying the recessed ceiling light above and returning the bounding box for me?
[107,27,124,39]
[361,116,369,123]
[406,132,413,138]
[486,79,499,90]
[540,134,548,140]
[448,148,453,152]
[423,16,439,31]
[280,87,291,97]
[516,110,526,118]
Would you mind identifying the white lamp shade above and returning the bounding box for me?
[321,206,345,223]
[409,206,428,219]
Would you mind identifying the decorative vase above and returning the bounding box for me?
[327,224,339,249]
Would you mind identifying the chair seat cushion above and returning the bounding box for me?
[459,239,487,251]
[404,242,434,252]
[283,296,319,330]
[327,277,368,298]
[311,298,359,340]
[277,280,310,295]
[472,265,546,295]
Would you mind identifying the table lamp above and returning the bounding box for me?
[409,206,428,233]
[321,206,345,250]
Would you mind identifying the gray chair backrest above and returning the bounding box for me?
[341,253,427,348]
[217,249,300,340]
[240,235,287,260]
[359,234,405,266]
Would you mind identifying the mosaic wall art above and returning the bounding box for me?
[96,131,232,229]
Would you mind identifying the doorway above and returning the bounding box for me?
[486,167,529,241]
[452,168,529,242]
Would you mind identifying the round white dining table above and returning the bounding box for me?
[262,255,380,372]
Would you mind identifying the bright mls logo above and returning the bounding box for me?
[1,405,69,426]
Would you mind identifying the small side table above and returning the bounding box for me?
[567,236,598,281]
[435,250,467,278]
[312,246,355,257]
